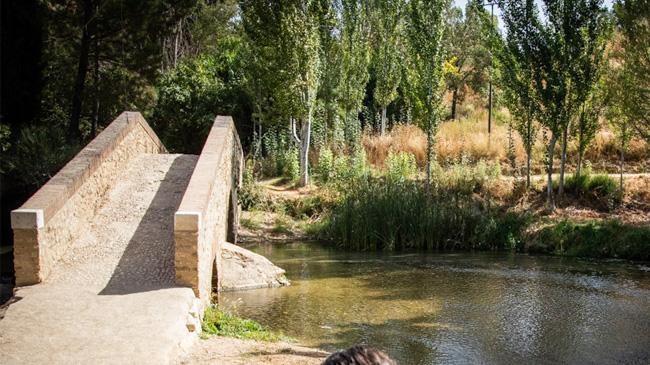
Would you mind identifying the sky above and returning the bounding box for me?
[451,0,615,26]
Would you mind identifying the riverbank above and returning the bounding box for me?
[239,175,650,260]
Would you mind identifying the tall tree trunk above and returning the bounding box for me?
[619,143,624,191]
[620,122,626,191]
[546,133,558,210]
[426,124,433,189]
[380,106,387,136]
[69,0,93,142]
[558,124,569,199]
[526,114,531,189]
[298,115,312,187]
[91,30,100,138]
[451,87,458,120]
[576,103,585,177]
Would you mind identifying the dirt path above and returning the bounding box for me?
[0,154,200,365]
[177,336,329,365]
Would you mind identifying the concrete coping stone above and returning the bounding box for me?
[11,111,166,230]
[175,116,237,229]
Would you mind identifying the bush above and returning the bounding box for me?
[553,170,622,208]
[283,147,300,182]
[316,147,335,183]
[239,159,264,210]
[385,151,418,182]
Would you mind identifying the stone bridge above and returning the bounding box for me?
[0,112,243,364]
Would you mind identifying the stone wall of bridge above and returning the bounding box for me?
[10,112,166,286]
[174,116,243,304]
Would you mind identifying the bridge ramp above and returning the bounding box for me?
[0,154,200,364]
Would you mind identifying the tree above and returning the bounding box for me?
[615,0,650,143]
[406,0,449,186]
[339,0,371,144]
[445,0,490,120]
[241,0,321,187]
[499,0,610,208]
[487,1,537,188]
[313,0,341,145]
[370,0,403,135]
[575,83,605,178]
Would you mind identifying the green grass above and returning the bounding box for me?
[530,220,650,260]
[202,306,290,342]
[271,215,293,234]
[552,171,622,208]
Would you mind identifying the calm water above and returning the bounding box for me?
[218,243,650,365]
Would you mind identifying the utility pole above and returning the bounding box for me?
[483,1,497,136]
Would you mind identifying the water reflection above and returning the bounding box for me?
[218,243,650,365]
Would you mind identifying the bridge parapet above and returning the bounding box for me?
[174,116,243,304]
[10,112,166,285]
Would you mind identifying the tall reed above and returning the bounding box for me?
[325,177,528,251]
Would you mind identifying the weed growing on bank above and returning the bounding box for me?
[530,220,650,260]
[202,306,290,342]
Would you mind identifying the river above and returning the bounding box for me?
[218,243,650,365]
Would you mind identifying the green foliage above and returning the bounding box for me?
[284,148,301,182]
[10,124,79,188]
[316,147,335,183]
[202,306,288,342]
[324,177,526,251]
[385,151,418,182]
[445,1,491,118]
[340,0,372,142]
[616,0,650,142]
[435,160,501,196]
[532,220,650,260]
[330,146,369,189]
[371,0,404,114]
[239,160,264,210]
[552,170,622,208]
[0,124,11,174]
[152,54,229,153]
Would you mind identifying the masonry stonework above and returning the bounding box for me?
[174,116,243,305]
[11,112,166,286]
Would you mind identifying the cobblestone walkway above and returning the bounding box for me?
[0,154,199,365]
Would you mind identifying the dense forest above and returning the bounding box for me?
[1,0,649,257]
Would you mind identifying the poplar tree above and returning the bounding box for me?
[339,0,371,144]
[616,0,650,142]
[406,0,449,186]
[371,0,404,135]
[500,0,609,208]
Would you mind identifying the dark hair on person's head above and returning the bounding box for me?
[321,345,396,365]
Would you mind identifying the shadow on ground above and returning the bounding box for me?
[100,155,196,295]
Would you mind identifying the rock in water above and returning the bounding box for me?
[220,242,290,291]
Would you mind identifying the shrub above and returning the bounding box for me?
[239,159,264,210]
[282,147,300,182]
[553,170,622,208]
[316,147,335,183]
[385,151,418,182]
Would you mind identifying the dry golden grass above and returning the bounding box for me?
[363,108,527,169]
[362,105,649,173]
[363,124,427,167]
